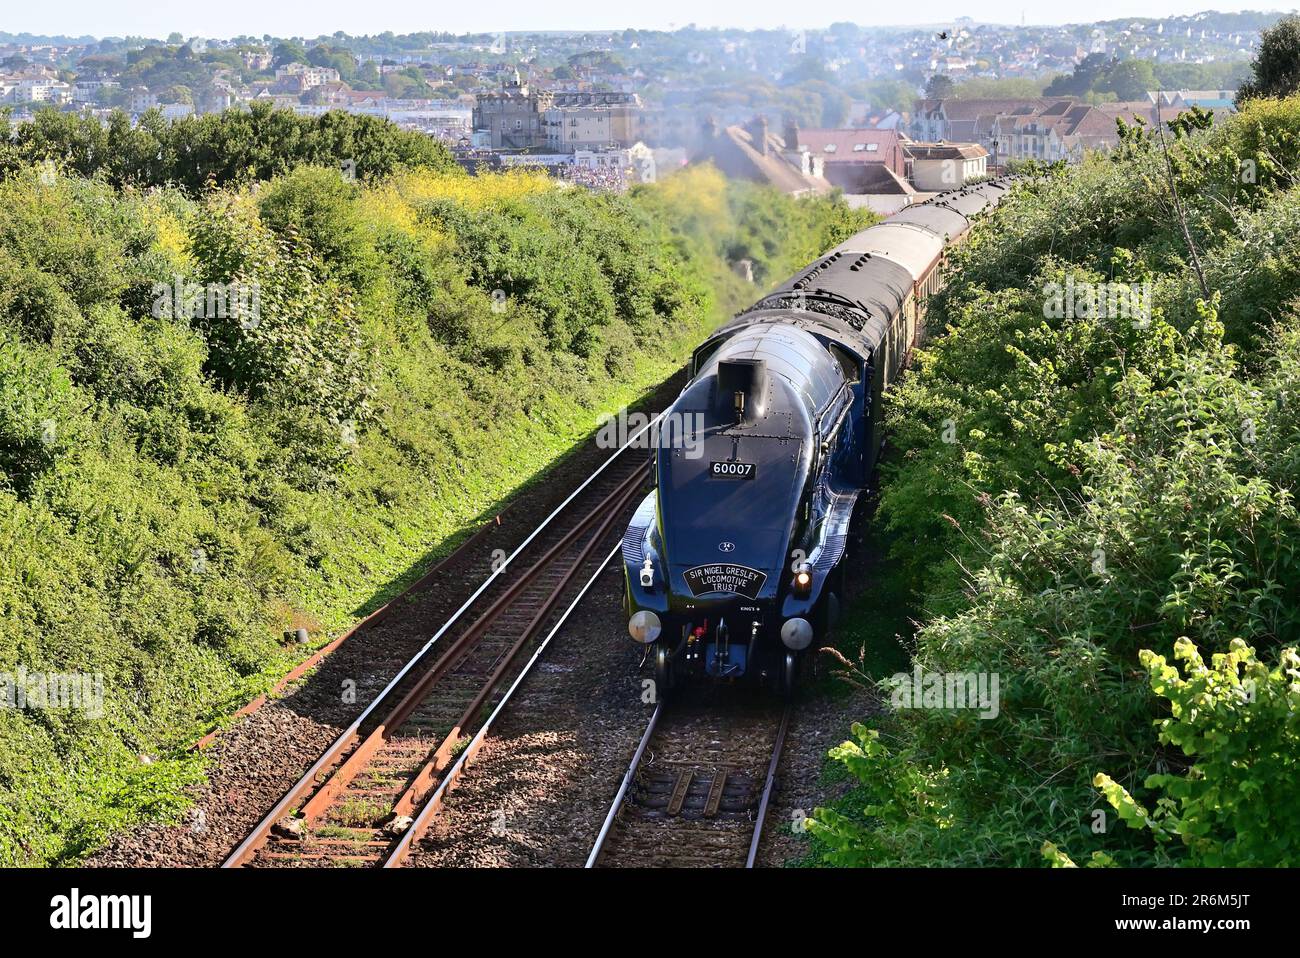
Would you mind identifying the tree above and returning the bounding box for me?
[357,61,381,88]
[307,45,358,84]
[160,84,193,105]
[1,103,454,192]
[1044,52,1113,97]
[1102,60,1157,101]
[95,86,128,109]
[273,41,307,68]
[925,74,955,99]
[1237,14,1300,105]
[77,54,124,77]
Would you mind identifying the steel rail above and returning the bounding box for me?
[292,464,646,829]
[222,416,661,868]
[745,704,791,868]
[586,703,792,869]
[584,701,663,868]
[383,483,638,826]
[227,465,644,865]
[384,539,626,866]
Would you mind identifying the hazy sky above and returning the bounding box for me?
[3,1,1295,40]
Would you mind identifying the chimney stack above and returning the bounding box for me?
[784,116,800,152]
[754,116,769,155]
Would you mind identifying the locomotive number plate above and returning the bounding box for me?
[683,564,768,599]
[709,460,756,480]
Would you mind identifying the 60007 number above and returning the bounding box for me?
[709,460,756,480]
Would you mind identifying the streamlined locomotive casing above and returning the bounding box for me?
[622,321,861,691]
[622,179,1013,695]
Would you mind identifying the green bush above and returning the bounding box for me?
[0,146,867,864]
[1082,638,1300,867]
[0,102,455,192]
[809,95,1300,868]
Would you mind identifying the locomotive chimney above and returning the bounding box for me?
[716,358,768,423]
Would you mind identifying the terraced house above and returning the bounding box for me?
[915,95,1233,166]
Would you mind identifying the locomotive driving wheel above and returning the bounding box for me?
[781,651,798,700]
[655,643,675,701]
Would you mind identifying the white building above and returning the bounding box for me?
[73,79,119,103]
[129,89,158,113]
[13,78,71,103]
[275,63,341,89]
[906,143,989,190]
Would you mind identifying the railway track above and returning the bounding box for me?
[224,438,651,868]
[586,700,791,868]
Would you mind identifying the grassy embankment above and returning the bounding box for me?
[807,97,1300,867]
[0,124,874,866]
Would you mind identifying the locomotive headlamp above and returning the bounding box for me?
[781,617,814,651]
[639,558,655,590]
[628,610,662,644]
[791,562,813,598]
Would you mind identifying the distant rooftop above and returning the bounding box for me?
[906,142,989,161]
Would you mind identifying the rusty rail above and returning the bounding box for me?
[223,412,661,867]
[585,702,663,868]
[385,538,626,866]
[224,464,644,867]
[746,704,791,868]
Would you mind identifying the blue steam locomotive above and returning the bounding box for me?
[622,179,1012,696]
